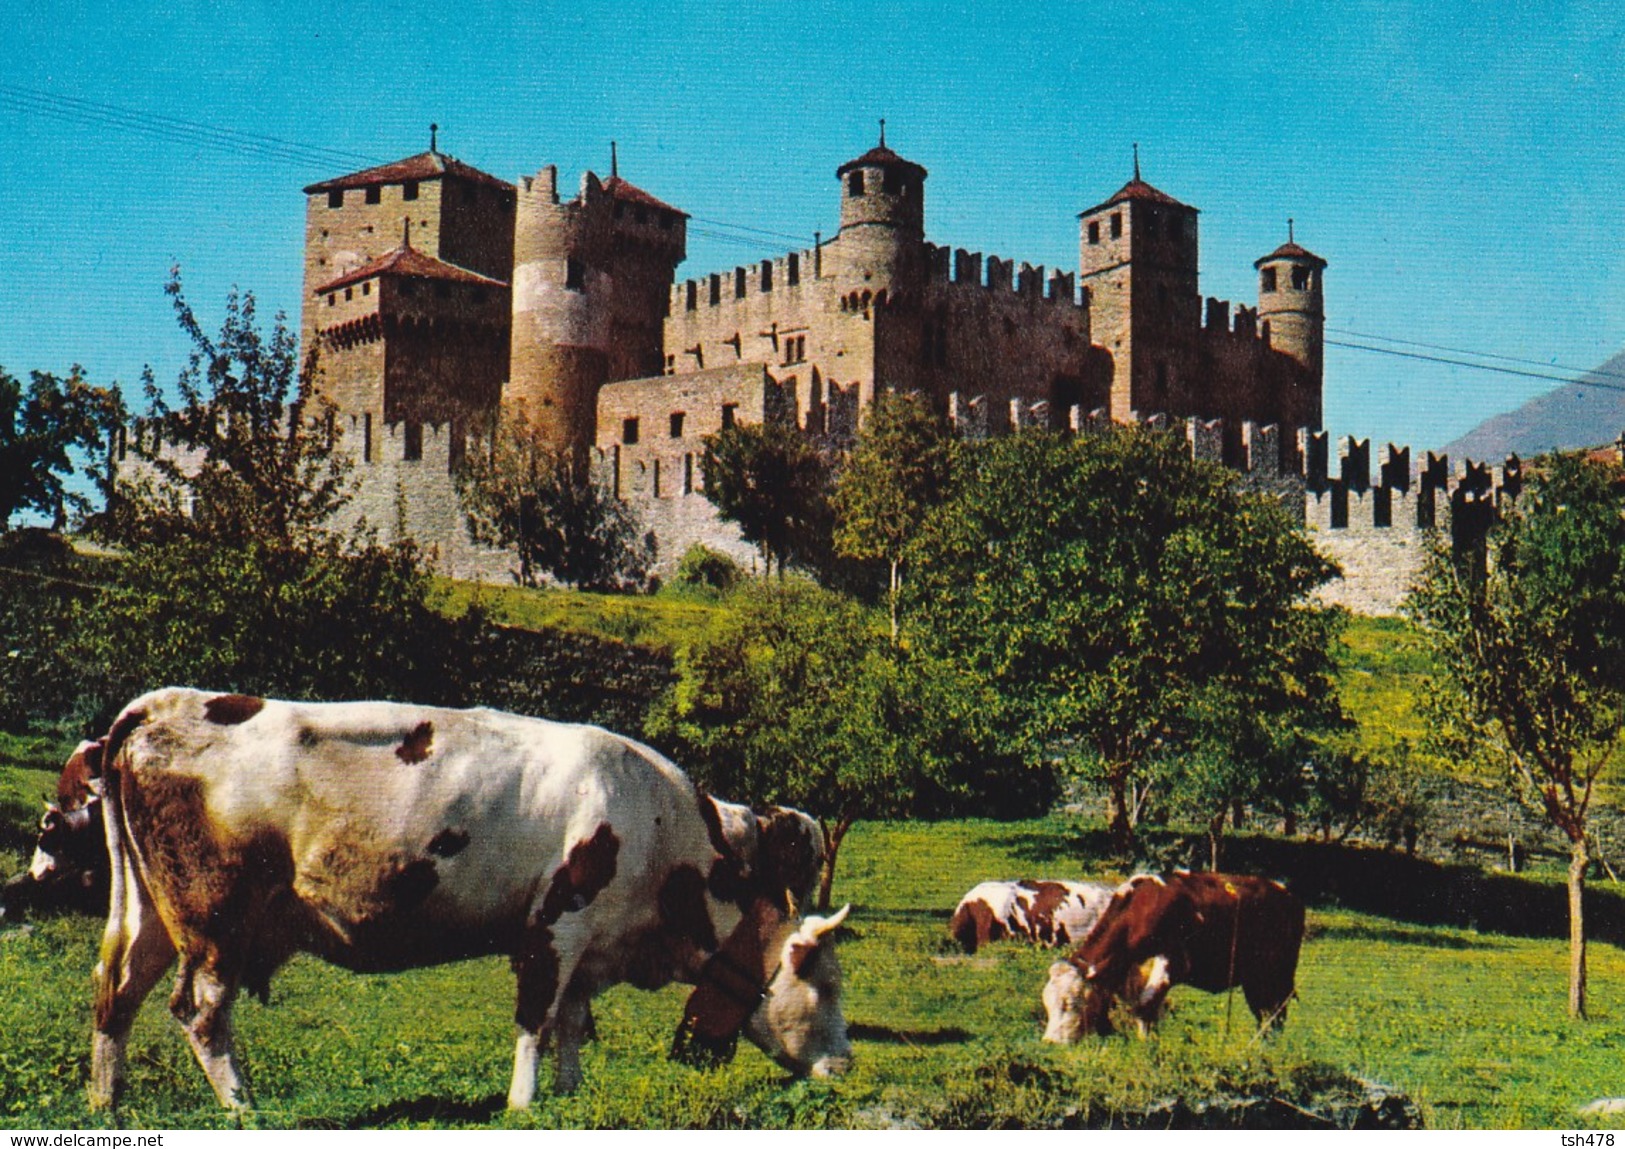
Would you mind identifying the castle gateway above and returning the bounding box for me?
[300,131,1324,578]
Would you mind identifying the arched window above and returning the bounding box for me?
[849,171,865,197]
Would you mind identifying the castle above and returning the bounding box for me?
[276,128,1528,615]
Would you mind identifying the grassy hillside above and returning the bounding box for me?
[431,579,722,655]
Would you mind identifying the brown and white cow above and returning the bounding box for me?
[949,880,1114,953]
[1042,871,1304,1042]
[0,741,109,923]
[83,688,851,1111]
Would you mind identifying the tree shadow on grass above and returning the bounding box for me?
[1309,921,1504,951]
[849,1022,973,1046]
[333,1093,507,1129]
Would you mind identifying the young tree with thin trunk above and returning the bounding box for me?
[701,420,832,578]
[1408,452,1625,1019]
[832,391,956,642]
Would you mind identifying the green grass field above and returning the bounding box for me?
[5,812,1625,1129]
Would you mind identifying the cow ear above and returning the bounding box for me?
[787,939,818,977]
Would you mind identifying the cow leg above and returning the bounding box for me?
[170,949,250,1109]
[509,914,598,1107]
[89,878,176,1109]
[551,983,596,1095]
[1244,980,1291,1034]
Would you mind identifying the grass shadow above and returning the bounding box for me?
[1309,921,1505,951]
[848,1022,973,1046]
[336,1093,507,1129]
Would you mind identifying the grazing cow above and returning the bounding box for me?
[1042,871,1304,1042]
[949,880,1114,953]
[83,688,852,1111]
[0,741,110,923]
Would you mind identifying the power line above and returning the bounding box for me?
[0,83,385,172]
[1326,340,1625,395]
[688,215,811,244]
[1328,326,1625,384]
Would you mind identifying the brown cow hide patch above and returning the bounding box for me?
[1023,881,1074,945]
[204,694,265,726]
[538,823,620,926]
[395,721,435,764]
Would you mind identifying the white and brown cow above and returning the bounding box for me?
[949,880,1114,953]
[84,688,851,1112]
[0,741,109,923]
[1042,871,1304,1042]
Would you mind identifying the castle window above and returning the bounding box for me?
[365,186,381,205]
[362,281,370,296]
[721,403,737,429]
[670,412,685,438]
[652,458,661,498]
[1261,267,1277,292]
[1088,220,1100,245]
[403,181,419,201]
[849,170,865,197]
[345,287,353,301]
[404,420,423,462]
[622,417,640,445]
[327,293,336,307]
[883,168,901,194]
[1292,265,1311,290]
[328,189,344,208]
[363,413,373,462]
[684,452,694,494]
[788,252,800,286]
[566,257,585,291]
[1110,212,1122,238]
[735,267,747,298]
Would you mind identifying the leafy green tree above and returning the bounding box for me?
[107,269,348,548]
[80,271,494,719]
[646,581,1026,908]
[701,420,832,578]
[458,409,652,591]
[1408,452,1625,1019]
[832,391,956,641]
[1,365,123,530]
[906,426,1343,855]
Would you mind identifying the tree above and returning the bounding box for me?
[81,271,494,719]
[645,580,1025,909]
[0,366,123,531]
[107,269,349,548]
[906,426,1343,855]
[458,409,652,591]
[701,420,832,578]
[832,391,956,641]
[1407,452,1625,1019]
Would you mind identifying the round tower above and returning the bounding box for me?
[831,124,927,294]
[508,166,613,460]
[1255,225,1326,381]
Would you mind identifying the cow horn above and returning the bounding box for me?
[811,904,850,937]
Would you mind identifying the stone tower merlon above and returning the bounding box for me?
[1077,163,1202,422]
[831,131,928,295]
[1254,234,1326,429]
[507,164,688,459]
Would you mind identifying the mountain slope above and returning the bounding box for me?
[1442,349,1625,462]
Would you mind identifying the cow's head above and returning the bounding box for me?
[674,902,852,1078]
[0,742,109,924]
[743,904,852,1078]
[1042,959,1113,1042]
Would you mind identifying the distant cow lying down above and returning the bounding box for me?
[949,880,1114,953]
[82,688,851,1111]
[1042,871,1304,1042]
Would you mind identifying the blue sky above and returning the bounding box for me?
[3,1,1623,453]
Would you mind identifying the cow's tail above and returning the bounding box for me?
[91,706,151,1030]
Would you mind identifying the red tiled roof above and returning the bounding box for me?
[303,151,513,195]
[1080,178,1194,219]
[601,175,688,217]
[836,144,928,178]
[1255,240,1327,268]
[313,245,508,295]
